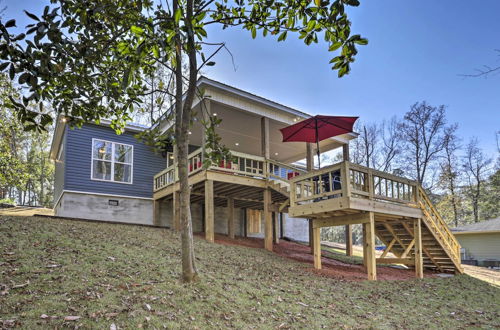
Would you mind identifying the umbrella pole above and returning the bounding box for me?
[315,118,321,168]
[316,141,320,168]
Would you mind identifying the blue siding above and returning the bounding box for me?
[64,124,166,198]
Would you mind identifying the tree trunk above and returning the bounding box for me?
[174,0,198,283]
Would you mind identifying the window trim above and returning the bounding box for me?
[90,138,134,185]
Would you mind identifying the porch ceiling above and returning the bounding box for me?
[189,101,354,163]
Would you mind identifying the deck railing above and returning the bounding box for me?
[418,186,461,264]
[289,161,419,207]
[153,148,304,192]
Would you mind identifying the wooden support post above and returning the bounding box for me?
[362,223,367,270]
[273,212,279,244]
[306,143,314,171]
[173,191,180,231]
[264,189,273,251]
[153,199,161,226]
[205,180,214,243]
[280,212,285,239]
[201,99,210,162]
[313,225,322,270]
[414,218,424,279]
[227,197,234,239]
[345,224,353,256]
[363,212,376,280]
[342,143,350,162]
[309,219,314,254]
[242,207,247,237]
[261,117,270,159]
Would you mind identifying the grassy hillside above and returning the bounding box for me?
[1,216,499,329]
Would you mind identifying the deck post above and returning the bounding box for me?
[273,212,279,244]
[261,117,270,158]
[306,143,314,171]
[345,224,353,256]
[342,143,350,161]
[205,180,214,243]
[309,219,314,254]
[362,223,367,270]
[227,197,235,239]
[264,189,273,251]
[153,199,161,226]
[173,191,180,231]
[414,218,424,279]
[363,212,377,280]
[201,99,211,163]
[313,223,322,270]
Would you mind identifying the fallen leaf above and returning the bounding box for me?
[40,314,49,319]
[110,323,117,330]
[145,303,151,311]
[64,315,81,321]
[107,256,116,261]
[297,302,309,307]
[12,281,29,289]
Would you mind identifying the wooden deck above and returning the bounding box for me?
[153,148,463,280]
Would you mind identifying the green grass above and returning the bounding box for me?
[1,216,499,329]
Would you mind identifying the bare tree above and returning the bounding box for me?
[461,49,500,78]
[360,123,378,168]
[398,102,450,187]
[438,124,461,226]
[462,137,492,222]
[379,116,401,172]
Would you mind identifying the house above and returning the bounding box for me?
[451,218,500,267]
[50,76,463,280]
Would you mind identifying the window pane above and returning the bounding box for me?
[115,144,132,163]
[92,160,111,180]
[114,163,131,183]
[93,140,112,160]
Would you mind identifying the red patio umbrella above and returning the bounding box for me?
[280,115,358,168]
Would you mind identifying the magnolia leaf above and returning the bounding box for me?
[206,61,215,66]
[24,10,40,21]
[5,19,16,28]
[314,0,321,7]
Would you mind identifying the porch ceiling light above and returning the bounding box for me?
[235,142,239,146]
[188,131,192,135]
[213,113,217,116]
[274,152,279,156]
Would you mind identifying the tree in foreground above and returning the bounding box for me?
[0,0,367,282]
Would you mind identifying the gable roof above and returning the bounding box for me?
[451,217,500,234]
[197,76,313,119]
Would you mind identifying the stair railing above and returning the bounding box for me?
[417,186,461,265]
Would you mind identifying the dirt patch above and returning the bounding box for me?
[210,234,437,281]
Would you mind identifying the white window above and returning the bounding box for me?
[91,139,133,184]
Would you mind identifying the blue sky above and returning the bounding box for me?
[4,1,500,155]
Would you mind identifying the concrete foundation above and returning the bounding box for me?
[55,191,155,225]
[54,191,310,242]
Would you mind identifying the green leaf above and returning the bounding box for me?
[0,62,9,71]
[353,38,368,45]
[18,72,30,84]
[174,8,182,23]
[314,0,321,7]
[277,31,287,42]
[9,63,15,80]
[329,41,342,51]
[251,26,256,39]
[130,25,144,35]
[5,19,16,28]
[206,61,215,66]
[24,10,40,21]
